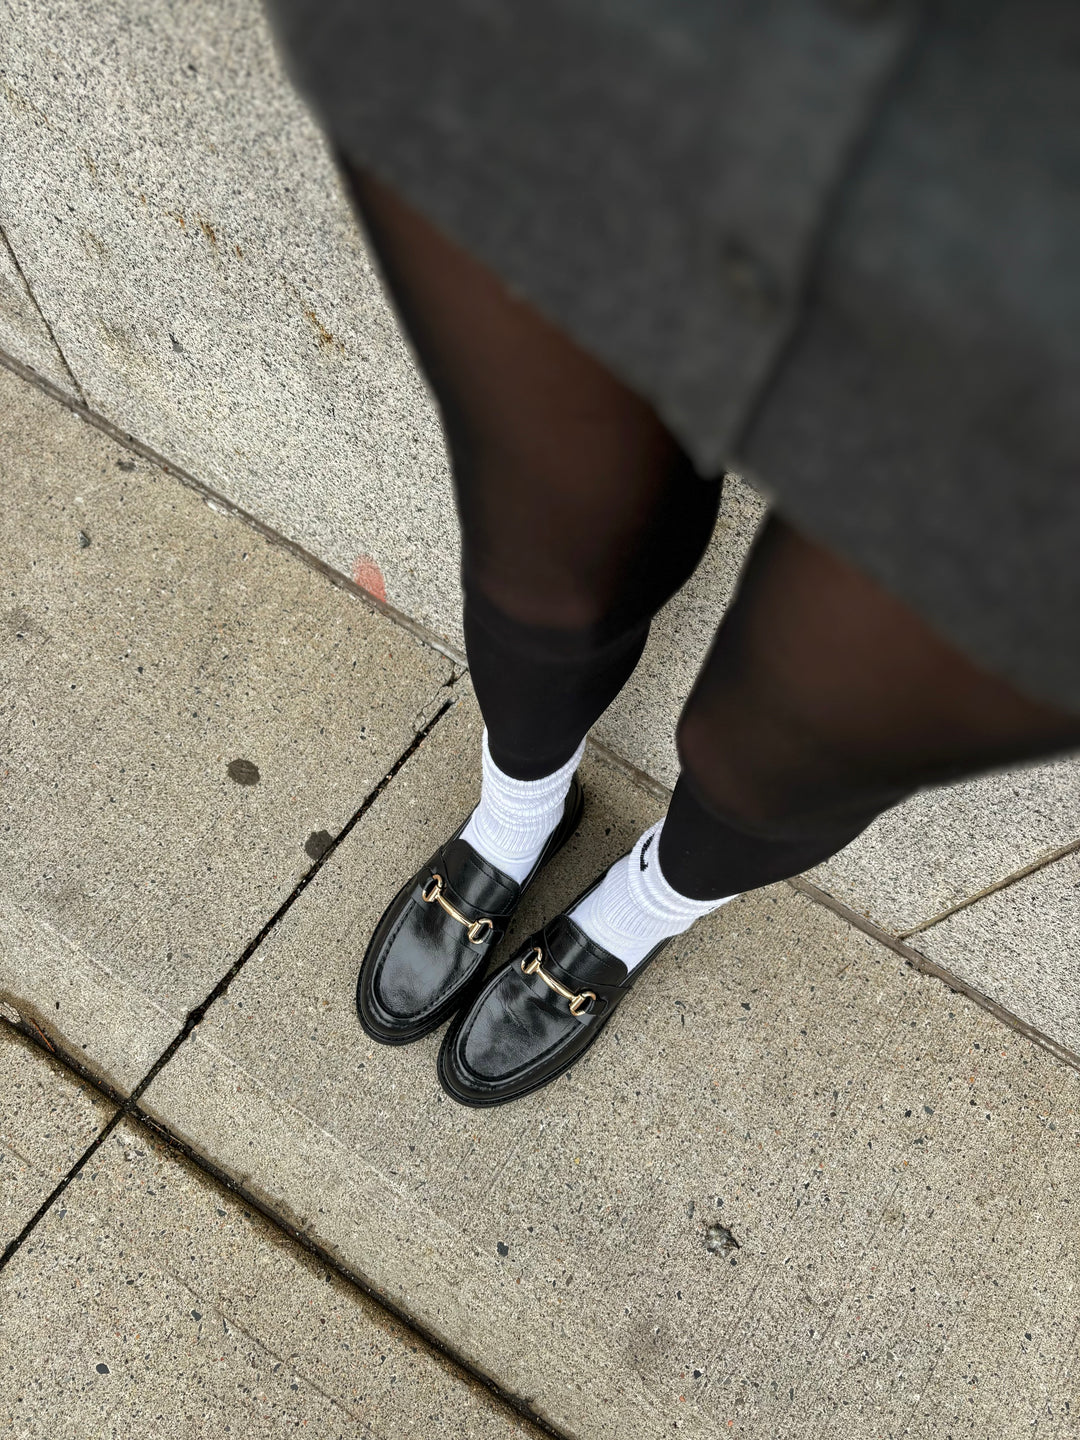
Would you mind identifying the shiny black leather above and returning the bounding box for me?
[437,876,670,1106]
[357,774,584,1044]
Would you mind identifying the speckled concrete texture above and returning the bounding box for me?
[811,758,1080,936]
[914,849,1080,1058]
[0,1026,112,1244]
[0,0,457,639]
[142,691,1080,1440]
[0,365,453,1093]
[0,231,80,397]
[0,1116,541,1438]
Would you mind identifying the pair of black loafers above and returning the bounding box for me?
[357,776,669,1106]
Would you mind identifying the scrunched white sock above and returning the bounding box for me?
[569,820,736,968]
[459,729,586,885]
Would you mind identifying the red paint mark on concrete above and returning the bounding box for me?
[352,553,386,602]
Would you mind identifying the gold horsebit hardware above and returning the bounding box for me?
[421,873,494,945]
[520,947,596,1016]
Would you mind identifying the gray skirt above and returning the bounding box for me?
[266,0,1080,712]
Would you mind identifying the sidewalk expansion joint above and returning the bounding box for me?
[0,346,467,670]
[895,835,1080,939]
[0,695,457,1273]
[0,1039,564,1439]
[129,1105,567,1440]
[789,875,1080,1078]
[0,690,568,1435]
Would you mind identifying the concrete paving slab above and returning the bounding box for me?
[0,1115,541,1439]
[141,689,1080,1439]
[810,756,1080,935]
[914,848,1080,1059]
[0,364,454,1093]
[0,1025,112,1244]
[0,234,80,398]
[0,0,459,643]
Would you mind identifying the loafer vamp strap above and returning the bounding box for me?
[416,872,508,947]
[439,838,520,915]
[513,943,628,1019]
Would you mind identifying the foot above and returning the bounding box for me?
[356,774,585,1045]
[437,871,669,1107]
[458,730,586,883]
[438,824,738,1104]
[567,820,735,966]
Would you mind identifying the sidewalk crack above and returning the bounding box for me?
[0,695,457,1274]
[788,875,1080,1077]
[0,226,88,406]
[895,836,1080,939]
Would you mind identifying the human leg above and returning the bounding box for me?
[346,165,720,1040]
[441,514,1080,1103]
[348,162,719,811]
[567,513,1080,967]
[660,515,1080,895]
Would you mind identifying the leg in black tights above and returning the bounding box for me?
[346,164,1080,897]
[661,518,1080,897]
[347,165,720,779]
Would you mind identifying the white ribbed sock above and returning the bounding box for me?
[569,820,736,968]
[459,729,586,885]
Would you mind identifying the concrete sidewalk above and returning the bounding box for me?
[2,360,1079,1437]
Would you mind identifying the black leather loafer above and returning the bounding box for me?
[357,774,585,1044]
[437,876,669,1106]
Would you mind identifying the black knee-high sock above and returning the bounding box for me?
[657,774,890,901]
[464,588,650,780]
